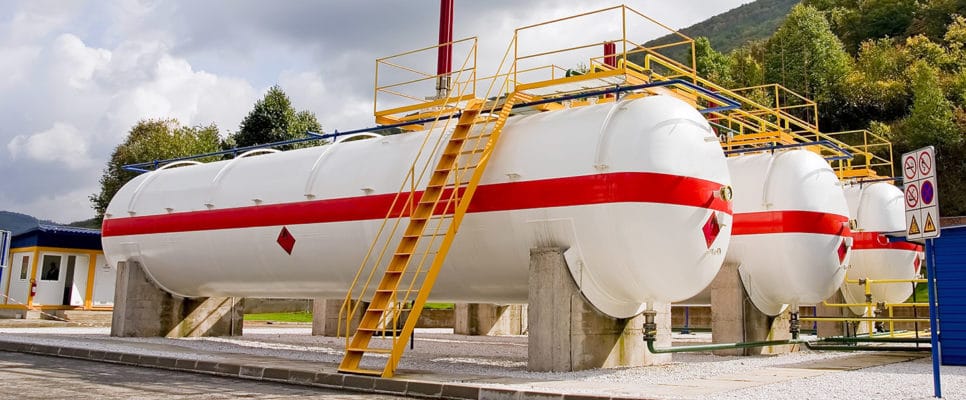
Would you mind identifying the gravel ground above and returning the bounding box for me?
[0,326,962,399]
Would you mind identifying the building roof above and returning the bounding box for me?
[11,224,102,251]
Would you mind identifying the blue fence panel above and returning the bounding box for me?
[935,225,966,365]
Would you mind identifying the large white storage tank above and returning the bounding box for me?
[725,150,852,315]
[841,182,923,314]
[101,95,733,318]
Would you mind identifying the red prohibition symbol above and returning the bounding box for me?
[919,151,933,177]
[904,155,917,180]
[905,184,920,208]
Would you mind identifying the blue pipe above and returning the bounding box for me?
[118,79,759,173]
[723,139,854,162]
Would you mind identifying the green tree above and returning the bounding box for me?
[840,38,911,125]
[695,37,733,85]
[231,85,322,148]
[728,42,767,88]
[764,4,853,104]
[910,0,966,42]
[892,61,965,215]
[901,61,957,145]
[90,119,222,221]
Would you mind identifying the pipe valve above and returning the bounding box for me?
[642,310,657,341]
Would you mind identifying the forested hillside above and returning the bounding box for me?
[645,0,799,53]
[687,0,966,216]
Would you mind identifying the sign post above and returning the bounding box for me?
[903,146,941,398]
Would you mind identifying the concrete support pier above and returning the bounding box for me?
[709,263,793,356]
[111,261,243,338]
[312,298,366,337]
[454,303,527,336]
[527,247,671,372]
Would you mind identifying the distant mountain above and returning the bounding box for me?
[0,211,97,235]
[0,211,42,235]
[645,0,799,53]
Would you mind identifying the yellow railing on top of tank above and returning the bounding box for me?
[509,5,696,95]
[824,129,895,179]
[729,84,820,132]
[373,36,478,124]
[639,54,876,166]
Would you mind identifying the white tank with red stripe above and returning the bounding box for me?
[841,182,923,314]
[725,150,851,316]
[101,95,732,318]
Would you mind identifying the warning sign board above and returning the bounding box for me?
[904,146,940,240]
[924,213,937,234]
[908,215,921,235]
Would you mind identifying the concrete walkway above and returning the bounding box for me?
[0,331,927,400]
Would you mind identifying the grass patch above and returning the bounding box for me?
[424,303,454,310]
[907,283,930,303]
[244,311,313,323]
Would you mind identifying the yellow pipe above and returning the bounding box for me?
[800,317,931,323]
[845,278,927,284]
[887,303,930,307]
[822,302,882,308]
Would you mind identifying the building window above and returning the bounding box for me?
[19,256,28,280]
[40,255,61,281]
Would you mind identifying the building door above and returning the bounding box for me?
[62,256,76,306]
[36,254,63,305]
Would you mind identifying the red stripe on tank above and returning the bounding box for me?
[732,210,850,236]
[851,232,922,251]
[102,172,732,237]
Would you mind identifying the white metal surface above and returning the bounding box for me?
[102,95,732,318]
[725,150,851,316]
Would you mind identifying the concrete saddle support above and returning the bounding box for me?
[111,261,243,338]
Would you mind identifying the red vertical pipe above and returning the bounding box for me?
[604,41,616,68]
[437,0,454,77]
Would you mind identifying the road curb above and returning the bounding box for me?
[0,339,642,400]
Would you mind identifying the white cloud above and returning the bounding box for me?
[0,186,100,224]
[51,34,112,89]
[279,69,373,131]
[0,45,41,88]
[7,122,94,169]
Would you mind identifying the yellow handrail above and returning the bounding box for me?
[340,38,480,340]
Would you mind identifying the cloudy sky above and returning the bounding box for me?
[0,0,752,223]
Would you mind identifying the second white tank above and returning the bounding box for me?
[726,150,852,315]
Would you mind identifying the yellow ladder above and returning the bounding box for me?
[338,92,528,378]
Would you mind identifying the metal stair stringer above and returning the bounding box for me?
[337,92,527,378]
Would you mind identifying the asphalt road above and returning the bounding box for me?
[0,351,408,399]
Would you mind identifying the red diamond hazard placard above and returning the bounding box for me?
[277,226,296,254]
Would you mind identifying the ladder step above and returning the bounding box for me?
[375,289,417,293]
[365,307,411,313]
[347,347,393,354]
[338,367,384,376]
